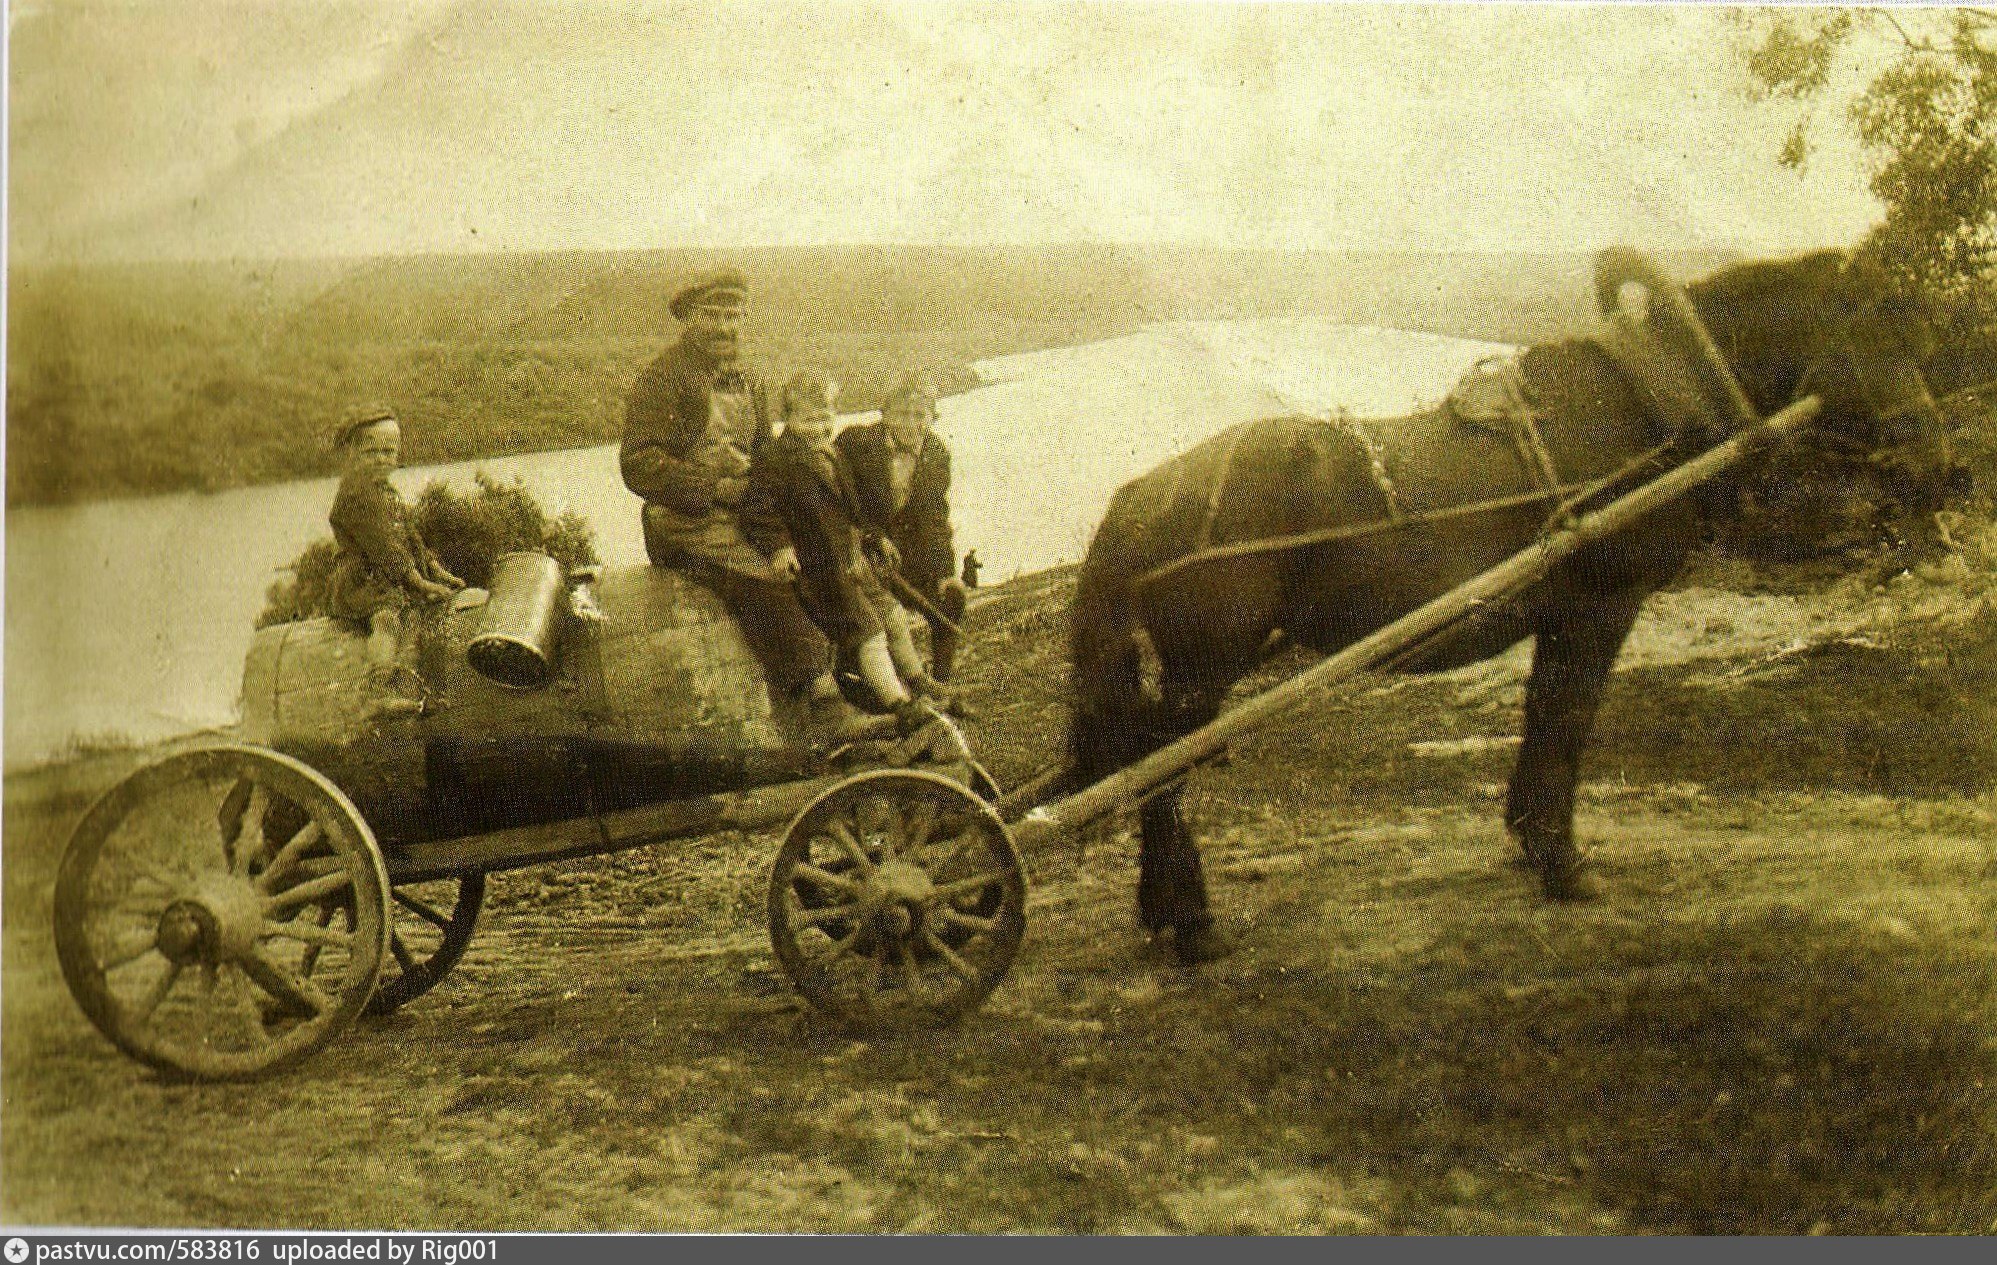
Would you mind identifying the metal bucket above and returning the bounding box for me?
[467,552,565,689]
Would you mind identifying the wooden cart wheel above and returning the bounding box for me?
[53,744,389,1080]
[367,874,485,1015]
[769,770,1027,1030]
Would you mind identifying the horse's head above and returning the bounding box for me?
[1683,250,1957,516]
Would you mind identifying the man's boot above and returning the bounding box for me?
[907,673,970,720]
[931,588,965,683]
[807,690,884,748]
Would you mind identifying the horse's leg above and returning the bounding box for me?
[1136,784,1204,928]
[1137,783,1237,964]
[1506,593,1646,901]
[1135,679,1231,963]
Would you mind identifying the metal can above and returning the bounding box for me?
[467,551,565,689]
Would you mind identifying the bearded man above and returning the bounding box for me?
[620,267,866,741]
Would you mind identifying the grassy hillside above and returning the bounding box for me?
[4,552,1992,1231]
[6,245,1735,506]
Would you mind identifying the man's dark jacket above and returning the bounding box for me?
[742,429,885,646]
[835,422,956,593]
[620,337,788,575]
[620,338,776,513]
[742,431,874,580]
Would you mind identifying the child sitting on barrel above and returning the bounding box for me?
[325,405,464,714]
[745,370,944,734]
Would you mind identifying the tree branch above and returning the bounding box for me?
[1880,9,1921,50]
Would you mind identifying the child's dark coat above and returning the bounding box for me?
[744,428,891,649]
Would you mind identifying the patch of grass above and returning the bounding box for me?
[1590,620,1997,797]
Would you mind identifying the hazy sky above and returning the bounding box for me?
[8,1,1906,262]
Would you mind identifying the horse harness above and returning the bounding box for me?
[1145,345,1687,595]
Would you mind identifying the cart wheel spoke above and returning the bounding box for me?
[129,962,185,1025]
[100,935,161,973]
[931,828,985,876]
[392,891,451,928]
[242,947,332,1018]
[108,890,174,920]
[367,874,481,1016]
[790,901,864,929]
[227,785,270,876]
[920,928,982,984]
[900,800,939,856]
[934,907,998,936]
[793,863,864,897]
[823,926,865,963]
[263,918,354,949]
[931,870,1013,901]
[296,903,337,979]
[865,798,905,863]
[125,856,189,894]
[217,776,253,838]
[54,745,389,1080]
[823,821,877,876]
[263,868,353,915]
[255,822,324,893]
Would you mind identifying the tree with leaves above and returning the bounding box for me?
[1741,8,1994,361]
[1731,8,1995,556]
[1742,9,1994,288]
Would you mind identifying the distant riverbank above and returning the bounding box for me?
[5,243,1641,507]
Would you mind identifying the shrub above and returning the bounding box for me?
[411,471,600,587]
[257,472,599,628]
[1717,363,1996,567]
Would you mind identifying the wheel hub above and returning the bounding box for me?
[860,859,936,942]
[154,902,217,965]
[155,876,266,964]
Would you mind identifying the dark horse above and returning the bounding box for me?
[1066,249,1954,963]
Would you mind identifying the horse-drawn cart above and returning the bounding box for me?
[57,253,1859,1081]
[54,389,1822,1081]
[54,561,1025,1079]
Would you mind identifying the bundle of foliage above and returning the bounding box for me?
[257,472,599,628]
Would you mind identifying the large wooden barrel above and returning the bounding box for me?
[238,565,796,844]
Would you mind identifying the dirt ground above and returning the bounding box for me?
[4,555,1994,1233]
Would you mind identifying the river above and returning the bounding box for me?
[4,320,1508,768]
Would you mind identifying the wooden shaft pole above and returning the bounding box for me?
[1013,394,1823,850]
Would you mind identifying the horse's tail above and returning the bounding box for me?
[1064,483,1156,794]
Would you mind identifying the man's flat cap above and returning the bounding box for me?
[669,266,749,319]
